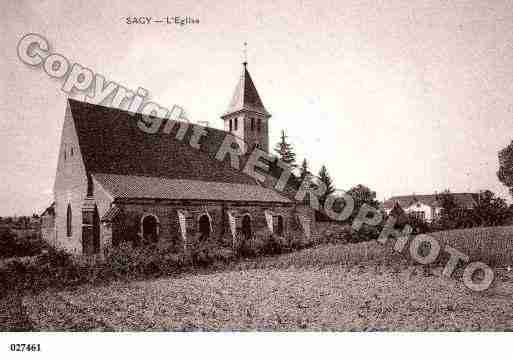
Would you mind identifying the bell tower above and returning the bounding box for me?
[221,59,271,153]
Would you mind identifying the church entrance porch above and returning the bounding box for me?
[82,204,101,256]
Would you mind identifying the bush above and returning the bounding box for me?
[35,246,74,267]
[349,224,381,243]
[236,235,258,258]
[190,236,226,266]
[0,228,48,259]
[261,234,285,256]
[235,233,289,258]
[103,242,191,278]
[318,224,352,245]
[104,242,137,277]
[0,242,192,295]
[0,247,78,294]
[211,247,235,263]
[404,214,432,234]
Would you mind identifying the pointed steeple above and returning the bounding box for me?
[222,63,271,118]
[221,58,271,153]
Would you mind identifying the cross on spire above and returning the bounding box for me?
[243,42,247,66]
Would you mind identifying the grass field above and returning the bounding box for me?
[228,240,406,272]
[430,225,513,267]
[230,224,513,271]
[22,232,513,331]
[23,263,513,331]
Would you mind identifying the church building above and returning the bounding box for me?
[45,62,315,256]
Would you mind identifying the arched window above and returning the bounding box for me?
[257,118,262,132]
[229,119,232,132]
[242,214,252,239]
[251,118,255,130]
[66,204,72,237]
[234,118,238,131]
[142,214,159,243]
[198,214,211,240]
[276,215,284,236]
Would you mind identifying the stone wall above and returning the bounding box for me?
[108,200,305,253]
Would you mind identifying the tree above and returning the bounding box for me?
[434,190,460,230]
[439,190,458,215]
[299,158,311,182]
[433,190,487,230]
[274,130,297,168]
[317,165,335,207]
[346,184,380,220]
[471,190,510,227]
[498,141,513,198]
[405,213,431,234]
[389,202,409,227]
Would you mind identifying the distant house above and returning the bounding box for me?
[383,193,480,222]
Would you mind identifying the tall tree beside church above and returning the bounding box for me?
[317,164,335,207]
[299,158,311,181]
[498,140,513,198]
[274,130,297,168]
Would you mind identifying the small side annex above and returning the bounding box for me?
[89,173,306,256]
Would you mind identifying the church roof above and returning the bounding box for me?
[92,173,291,203]
[67,99,293,204]
[222,64,270,118]
[68,99,258,185]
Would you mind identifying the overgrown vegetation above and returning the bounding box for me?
[0,231,311,297]
[0,240,231,297]
[0,228,48,259]
[4,216,513,303]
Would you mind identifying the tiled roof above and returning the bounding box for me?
[68,99,259,185]
[100,205,122,223]
[222,64,270,118]
[93,173,291,203]
[384,193,479,209]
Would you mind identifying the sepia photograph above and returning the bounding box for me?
[1,0,513,356]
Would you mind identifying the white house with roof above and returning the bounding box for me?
[383,193,480,222]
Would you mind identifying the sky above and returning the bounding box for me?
[1,0,513,216]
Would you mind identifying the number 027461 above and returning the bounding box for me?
[9,344,41,352]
